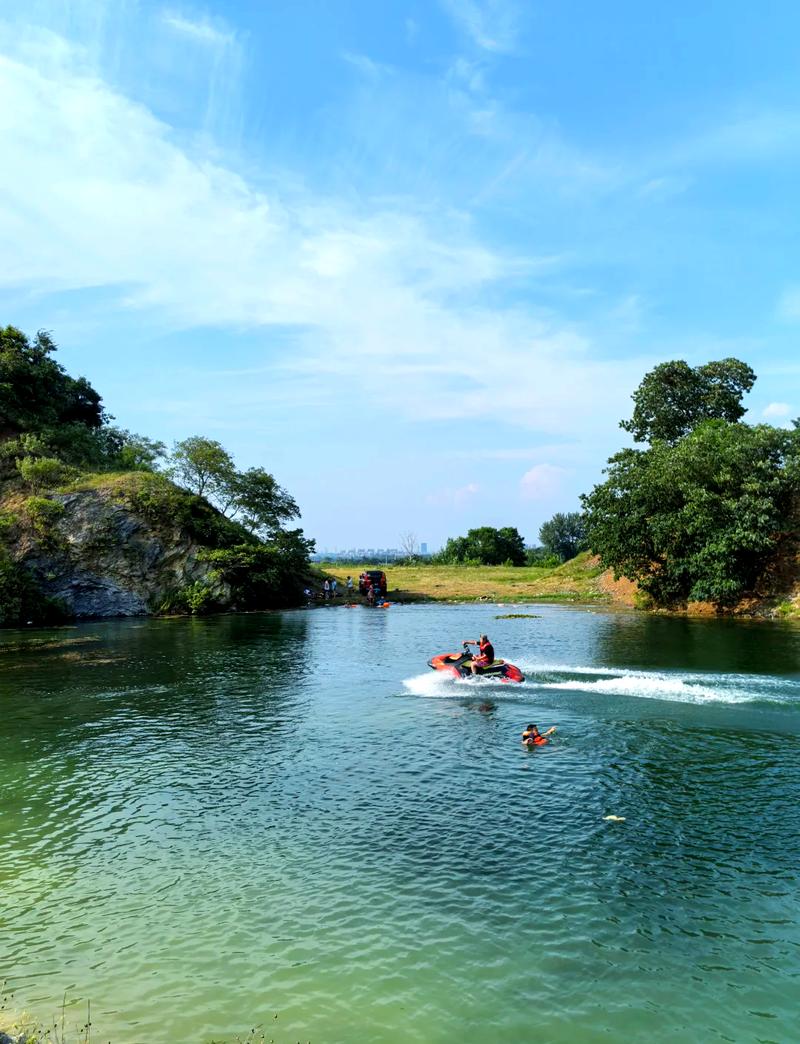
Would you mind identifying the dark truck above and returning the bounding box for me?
[358,570,388,595]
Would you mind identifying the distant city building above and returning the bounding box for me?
[420,542,428,554]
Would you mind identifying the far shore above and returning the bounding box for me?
[319,556,624,607]
[318,557,800,620]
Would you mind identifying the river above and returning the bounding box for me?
[2,604,800,1042]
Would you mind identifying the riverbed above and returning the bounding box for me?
[2,605,800,1042]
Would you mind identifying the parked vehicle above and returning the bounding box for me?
[358,570,388,595]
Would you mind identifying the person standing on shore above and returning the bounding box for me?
[331,578,338,598]
[323,579,330,599]
[346,575,354,600]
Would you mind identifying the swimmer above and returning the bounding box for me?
[521,723,556,748]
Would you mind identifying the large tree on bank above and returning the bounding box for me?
[582,359,800,608]
[621,357,756,445]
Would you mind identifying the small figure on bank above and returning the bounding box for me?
[521,723,557,748]
[331,578,338,598]
[303,587,313,603]
[346,575,354,600]
[323,579,330,599]
[463,634,494,675]
[366,584,376,605]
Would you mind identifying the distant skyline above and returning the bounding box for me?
[3,1,800,548]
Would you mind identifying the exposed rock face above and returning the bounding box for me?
[12,488,230,618]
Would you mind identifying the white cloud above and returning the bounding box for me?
[0,27,647,439]
[762,402,791,418]
[519,463,567,500]
[341,51,389,78]
[439,0,520,53]
[161,10,234,47]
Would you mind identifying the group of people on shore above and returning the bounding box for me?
[307,575,386,604]
[305,577,355,602]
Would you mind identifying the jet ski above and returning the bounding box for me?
[428,643,524,683]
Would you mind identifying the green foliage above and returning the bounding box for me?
[0,328,165,479]
[16,455,77,491]
[0,544,64,626]
[23,495,66,538]
[119,472,252,549]
[156,576,222,616]
[538,511,587,562]
[0,325,105,434]
[621,357,756,445]
[436,526,527,566]
[524,545,562,568]
[112,431,167,471]
[199,530,315,609]
[232,467,300,537]
[582,420,800,607]
[167,436,237,500]
[166,440,299,538]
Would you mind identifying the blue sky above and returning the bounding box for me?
[2,0,800,550]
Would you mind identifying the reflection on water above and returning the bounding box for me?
[2,605,800,1043]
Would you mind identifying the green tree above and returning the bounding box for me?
[539,511,587,562]
[167,436,237,500]
[0,326,105,435]
[582,420,800,607]
[621,358,756,445]
[437,526,526,566]
[232,467,300,538]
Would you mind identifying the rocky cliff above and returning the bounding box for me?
[2,474,235,619]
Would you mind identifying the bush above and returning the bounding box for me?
[16,455,77,491]
[199,532,314,609]
[23,495,65,539]
[156,577,221,616]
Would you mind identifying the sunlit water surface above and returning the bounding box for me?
[2,605,800,1043]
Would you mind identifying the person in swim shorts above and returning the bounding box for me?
[522,723,557,748]
[463,634,494,675]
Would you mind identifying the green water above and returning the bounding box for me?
[2,605,800,1043]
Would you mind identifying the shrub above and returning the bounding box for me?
[23,495,65,538]
[16,455,77,491]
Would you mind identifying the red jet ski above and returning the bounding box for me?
[428,643,524,683]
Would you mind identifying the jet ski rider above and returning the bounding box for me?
[463,634,494,676]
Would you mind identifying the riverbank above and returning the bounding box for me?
[322,552,800,618]
[322,554,635,607]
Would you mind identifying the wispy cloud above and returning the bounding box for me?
[439,0,521,53]
[161,10,235,47]
[341,51,389,78]
[0,27,646,442]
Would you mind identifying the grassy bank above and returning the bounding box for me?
[323,553,618,605]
